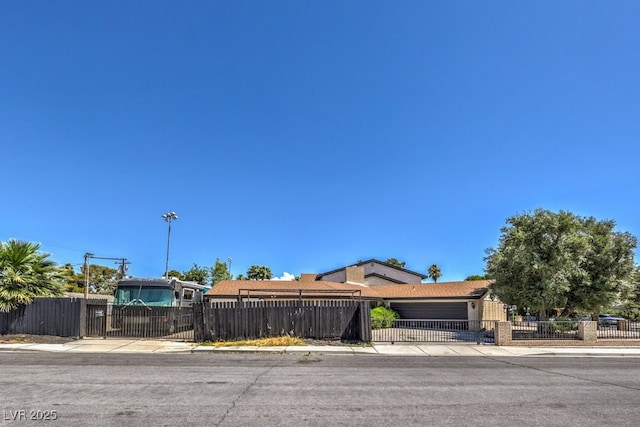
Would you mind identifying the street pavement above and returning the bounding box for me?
[3,352,640,426]
[1,338,640,357]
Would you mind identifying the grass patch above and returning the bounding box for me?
[200,336,306,347]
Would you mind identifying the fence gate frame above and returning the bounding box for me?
[84,301,195,341]
[371,319,497,344]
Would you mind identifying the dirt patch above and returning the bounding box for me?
[0,334,76,344]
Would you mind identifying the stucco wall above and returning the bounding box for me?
[365,275,406,285]
[481,300,507,321]
[320,270,346,283]
[364,262,423,284]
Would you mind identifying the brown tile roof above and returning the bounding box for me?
[373,280,492,299]
[206,280,382,299]
[206,279,492,300]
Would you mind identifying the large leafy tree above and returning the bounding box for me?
[210,258,231,286]
[385,258,406,268]
[427,264,442,283]
[623,266,640,320]
[247,265,273,281]
[465,274,491,281]
[83,264,120,295]
[485,209,637,317]
[166,269,184,280]
[59,263,84,293]
[183,263,210,286]
[0,239,64,311]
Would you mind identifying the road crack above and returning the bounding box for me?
[214,355,284,426]
[486,356,640,392]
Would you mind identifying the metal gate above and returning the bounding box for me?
[371,319,496,343]
[86,302,195,341]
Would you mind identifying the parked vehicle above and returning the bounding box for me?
[114,278,205,307]
[598,314,619,327]
[112,278,206,334]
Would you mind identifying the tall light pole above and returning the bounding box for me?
[227,257,233,280]
[162,211,178,279]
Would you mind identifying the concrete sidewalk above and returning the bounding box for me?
[2,338,640,357]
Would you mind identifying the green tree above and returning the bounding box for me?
[0,239,64,312]
[59,263,84,293]
[485,209,637,318]
[465,274,491,281]
[427,264,442,283]
[183,264,210,286]
[385,258,406,268]
[166,269,184,280]
[82,264,120,295]
[247,265,273,280]
[210,258,231,286]
[622,266,640,320]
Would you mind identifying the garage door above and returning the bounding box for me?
[390,302,468,320]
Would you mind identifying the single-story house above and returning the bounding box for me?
[205,269,506,322]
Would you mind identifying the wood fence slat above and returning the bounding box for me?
[196,299,370,342]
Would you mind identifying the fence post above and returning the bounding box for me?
[359,302,372,343]
[193,303,202,342]
[578,321,597,344]
[79,298,87,338]
[494,321,512,346]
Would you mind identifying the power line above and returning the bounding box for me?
[83,253,130,298]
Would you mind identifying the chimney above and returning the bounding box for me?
[345,266,365,285]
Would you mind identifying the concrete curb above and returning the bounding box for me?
[191,345,374,355]
[2,340,640,357]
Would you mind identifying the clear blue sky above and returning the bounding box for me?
[2,1,639,282]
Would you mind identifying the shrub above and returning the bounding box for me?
[553,316,578,332]
[371,306,399,329]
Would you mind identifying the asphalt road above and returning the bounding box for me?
[1,353,639,426]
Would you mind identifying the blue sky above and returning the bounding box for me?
[1,1,639,282]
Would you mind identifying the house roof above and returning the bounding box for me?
[374,280,493,299]
[205,279,492,300]
[317,259,429,280]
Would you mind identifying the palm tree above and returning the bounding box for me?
[0,239,64,312]
[427,264,442,283]
[247,265,273,280]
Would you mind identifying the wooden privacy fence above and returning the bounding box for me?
[194,300,372,343]
[0,298,83,337]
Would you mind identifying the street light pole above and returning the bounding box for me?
[162,211,178,279]
[227,257,233,280]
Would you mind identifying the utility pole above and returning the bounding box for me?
[82,253,130,297]
[116,258,131,279]
[83,252,94,299]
